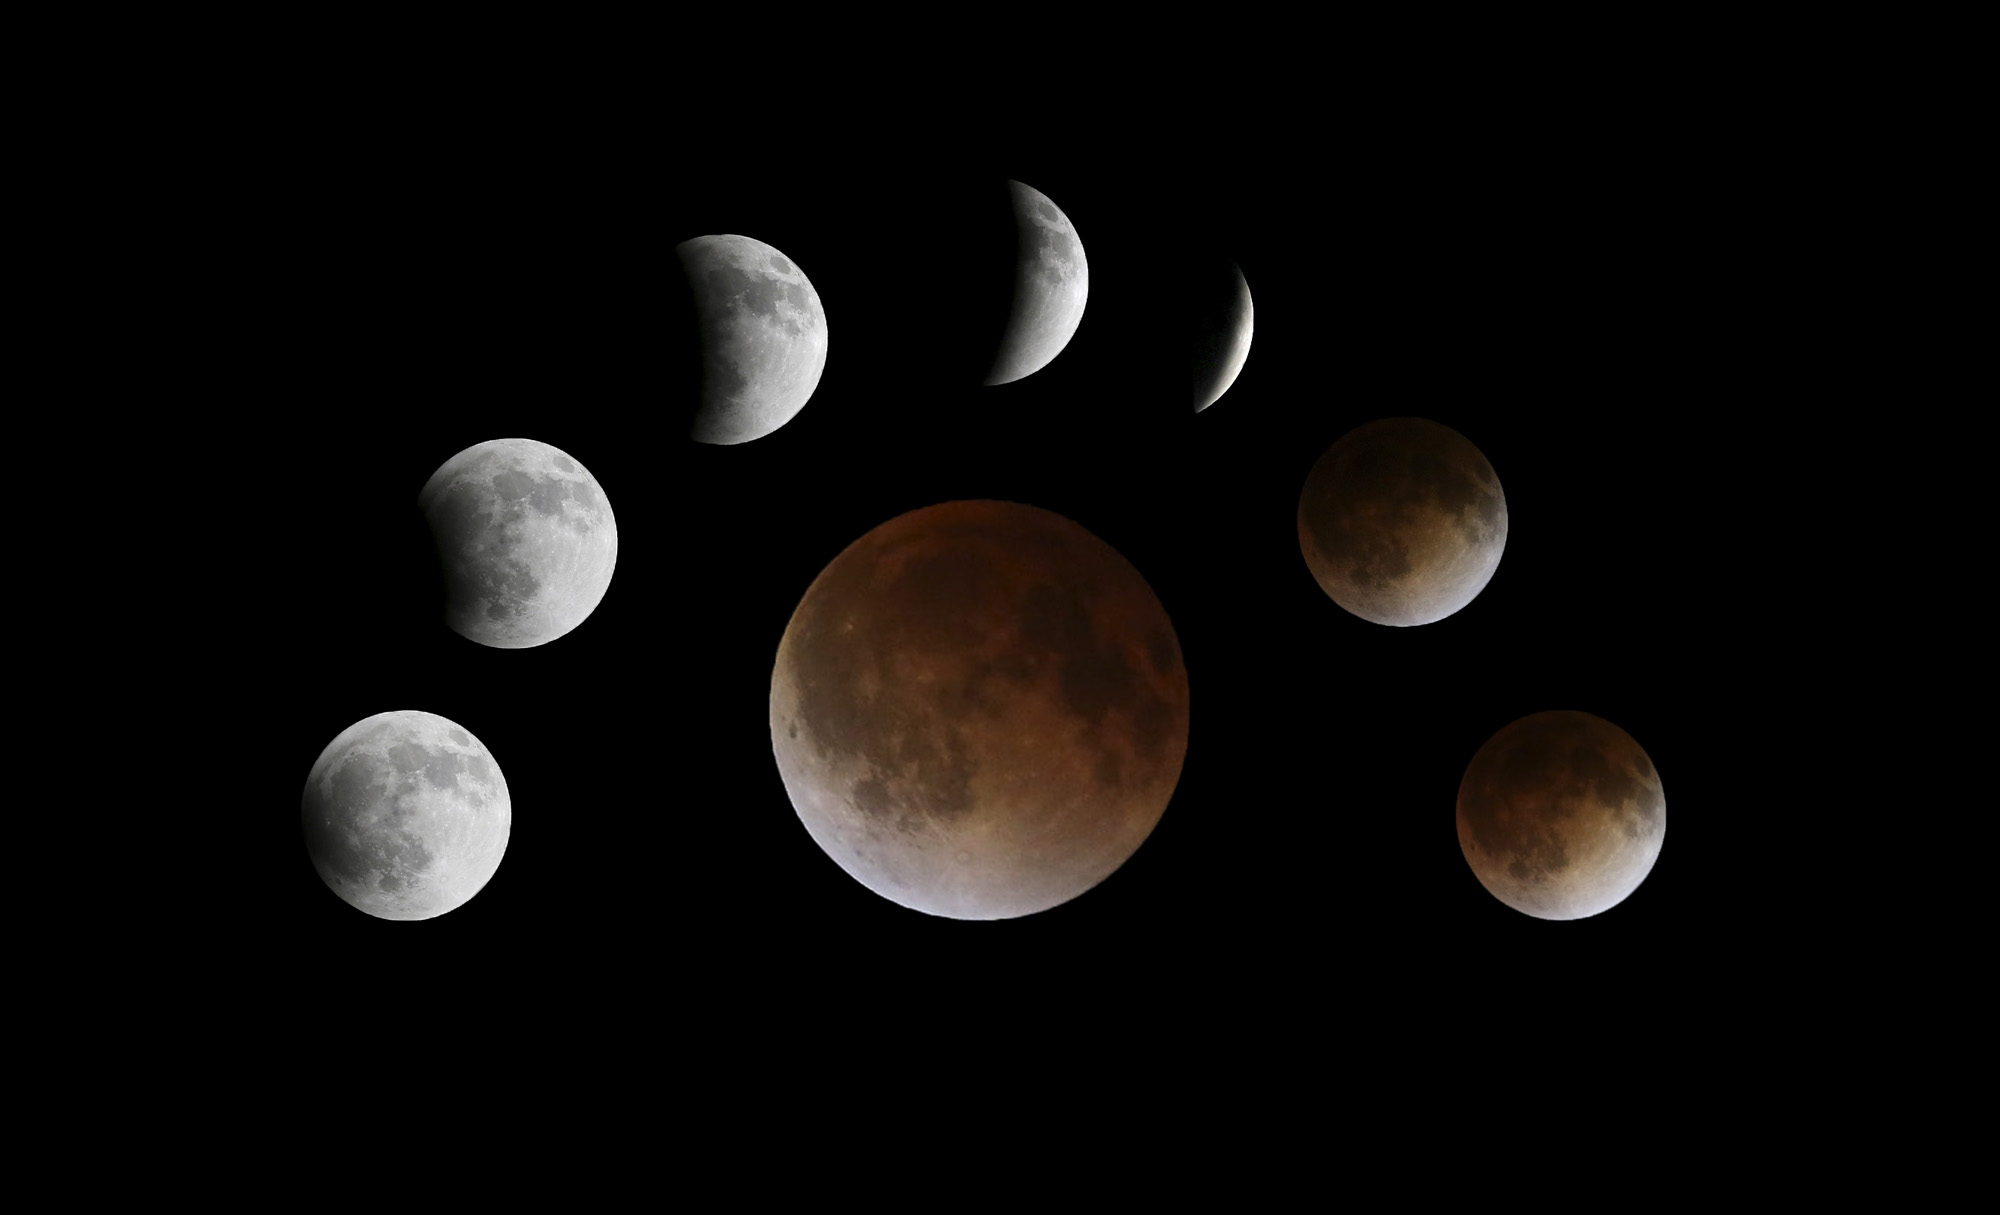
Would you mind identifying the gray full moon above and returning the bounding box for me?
[1297,417,1506,626]
[676,233,828,444]
[1457,710,1665,921]
[769,500,1189,920]
[1193,260,1253,412]
[419,437,617,649]
[985,181,1088,387]
[301,710,511,921]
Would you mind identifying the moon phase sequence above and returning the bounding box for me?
[769,500,1188,920]
[297,171,1675,936]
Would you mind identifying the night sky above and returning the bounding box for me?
[250,99,1791,1064]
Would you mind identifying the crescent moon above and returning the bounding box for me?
[984,181,1088,387]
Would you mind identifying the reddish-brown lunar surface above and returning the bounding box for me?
[1457,711,1665,920]
[769,500,1190,919]
[300,711,512,921]
[1297,417,1506,626]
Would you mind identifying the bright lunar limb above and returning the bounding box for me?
[1457,710,1665,921]
[676,233,828,444]
[300,710,511,921]
[985,181,1088,387]
[769,500,1189,920]
[1193,260,1252,412]
[1296,417,1506,626]
[419,437,617,649]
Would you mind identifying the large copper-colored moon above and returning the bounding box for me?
[300,710,512,921]
[769,500,1190,919]
[1297,417,1506,626]
[1457,710,1665,921]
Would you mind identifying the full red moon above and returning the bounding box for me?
[769,500,1190,919]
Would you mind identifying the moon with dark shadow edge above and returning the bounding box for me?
[985,181,1088,387]
[418,437,617,649]
[1457,710,1665,921]
[1297,417,1506,626]
[675,234,828,444]
[769,500,1189,919]
[1192,259,1252,412]
[301,710,512,921]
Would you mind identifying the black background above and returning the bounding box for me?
[241,89,1806,1066]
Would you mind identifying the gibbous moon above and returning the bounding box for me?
[419,437,617,649]
[675,233,828,444]
[985,180,1088,387]
[301,710,511,921]
[1297,417,1506,626]
[769,500,1189,920]
[1457,711,1665,921]
[1193,259,1252,412]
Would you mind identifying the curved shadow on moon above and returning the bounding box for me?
[418,438,618,648]
[984,181,1089,387]
[675,234,829,445]
[1193,259,1252,412]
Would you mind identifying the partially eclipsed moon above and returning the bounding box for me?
[301,710,512,921]
[1297,417,1506,626]
[1457,710,1665,921]
[419,437,617,648]
[985,181,1088,387]
[1193,260,1252,412]
[769,500,1189,919]
[676,233,828,444]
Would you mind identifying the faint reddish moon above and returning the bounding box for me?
[1457,710,1664,920]
[1297,417,1506,626]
